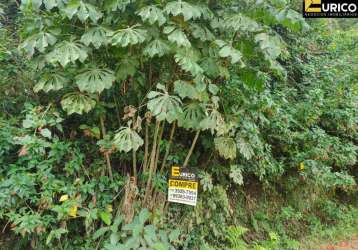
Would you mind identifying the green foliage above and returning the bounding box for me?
[99,209,180,250]
[147,84,182,123]
[113,125,144,152]
[0,0,357,249]
[75,67,115,93]
[61,92,96,114]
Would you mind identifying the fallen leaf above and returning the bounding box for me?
[59,194,69,202]
[68,205,78,217]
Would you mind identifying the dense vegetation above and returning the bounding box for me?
[0,0,357,249]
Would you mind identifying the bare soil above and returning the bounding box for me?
[320,236,358,250]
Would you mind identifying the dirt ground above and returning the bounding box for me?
[320,236,358,250]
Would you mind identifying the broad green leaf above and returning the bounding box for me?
[44,0,57,10]
[223,13,260,32]
[174,49,203,76]
[104,0,132,12]
[208,84,219,95]
[63,0,103,23]
[164,1,202,21]
[254,33,282,60]
[46,41,88,67]
[34,73,68,92]
[147,84,182,123]
[230,165,243,185]
[174,80,199,99]
[198,171,213,192]
[138,208,150,225]
[99,210,112,226]
[21,32,57,56]
[75,68,115,93]
[61,92,96,115]
[214,137,236,160]
[190,24,215,42]
[216,40,243,65]
[81,26,113,49]
[113,127,144,152]
[93,227,110,240]
[46,228,68,245]
[164,26,191,47]
[239,68,265,91]
[137,6,166,26]
[200,109,224,134]
[178,102,206,130]
[144,39,170,57]
[111,25,147,47]
[168,229,180,242]
[236,137,254,160]
[40,128,52,139]
[115,57,139,80]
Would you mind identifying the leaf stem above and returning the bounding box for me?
[143,120,160,205]
[160,122,176,174]
[183,130,200,168]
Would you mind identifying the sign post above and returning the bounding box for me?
[167,166,198,206]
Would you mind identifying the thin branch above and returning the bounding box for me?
[132,150,137,178]
[142,121,149,173]
[97,95,113,179]
[143,120,160,205]
[183,130,200,168]
[160,122,176,174]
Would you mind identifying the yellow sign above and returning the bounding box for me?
[169,180,198,190]
[168,166,198,206]
[305,0,321,12]
[171,166,180,177]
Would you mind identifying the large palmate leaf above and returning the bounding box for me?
[75,68,115,93]
[81,26,113,49]
[147,84,182,123]
[200,109,225,134]
[254,33,282,60]
[164,26,191,47]
[21,32,57,56]
[46,40,88,67]
[174,80,199,99]
[174,49,203,76]
[214,136,237,160]
[34,73,68,92]
[113,126,144,152]
[230,165,243,185]
[137,5,166,26]
[111,25,147,47]
[223,13,261,32]
[143,39,170,57]
[236,137,254,160]
[61,92,96,115]
[190,24,215,42]
[178,102,205,129]
[62,0,103,23]
[116,57,139,80]
[21,0,66,10]
[164,1,202,21]
[215,40,243,65]
[104,0,132,12]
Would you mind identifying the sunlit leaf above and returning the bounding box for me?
[75,68,115,93]
[147,84,182,123]
[46,40,88,67]
[113,126,144,152]
[214,136,236,160]
[111,25,147,47]
[61,92,96,115]
[137,5,166,26]
[34,72,68,92]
